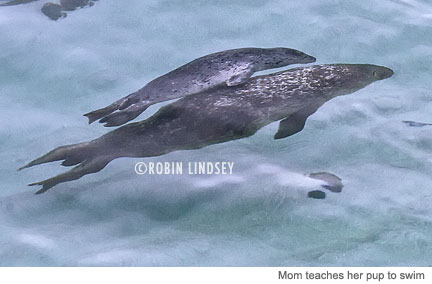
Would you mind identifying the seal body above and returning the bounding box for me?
[84,47,316,127]
[22,64,393,193]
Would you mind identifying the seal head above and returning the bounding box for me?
[255,47,316,68]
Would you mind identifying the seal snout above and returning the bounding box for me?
[294,50,316,64]
[373,66,394,80]
[303,54,317,63]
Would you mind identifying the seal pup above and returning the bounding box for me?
[84,47,316,127]
[20,64,393,193]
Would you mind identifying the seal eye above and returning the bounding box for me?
[372,70,377,77]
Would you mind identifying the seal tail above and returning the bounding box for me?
[29,156,112,194]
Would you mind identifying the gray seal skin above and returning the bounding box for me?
[20,64,393,194]
[84,47,317,127]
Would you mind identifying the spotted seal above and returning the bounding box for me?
[21,64,393,193]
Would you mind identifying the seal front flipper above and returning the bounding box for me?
[274,104,322,139]
[226,68,254,86]
[274,116,306,139]
[309,172,343,193]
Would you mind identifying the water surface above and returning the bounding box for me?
[0,0,432,266]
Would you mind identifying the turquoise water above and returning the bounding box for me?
[1,0,432,266]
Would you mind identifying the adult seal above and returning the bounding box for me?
[84,47,316,127]
[21,64,393,193]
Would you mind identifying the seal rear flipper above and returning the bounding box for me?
[99,102,150,127]
[274,104,322,139]
[18,142,92,170]
[29,156,112,194]
[84,93,141,124]
[84,104,120,124]
[226,68,254,86]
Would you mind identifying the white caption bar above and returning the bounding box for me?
[0,267,430,284]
